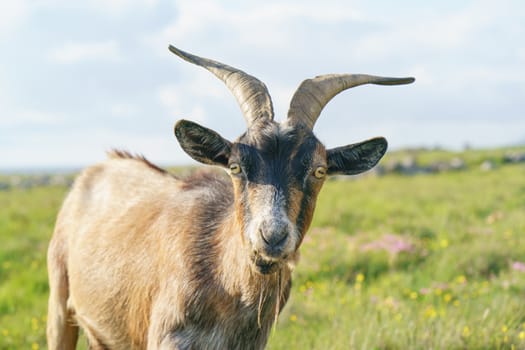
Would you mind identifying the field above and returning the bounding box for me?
[1,148,525,349]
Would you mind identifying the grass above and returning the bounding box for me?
[0,186,68,349]
[1,148,525,349]
[268,164,525,349]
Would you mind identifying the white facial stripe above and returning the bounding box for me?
[247,184,299,259]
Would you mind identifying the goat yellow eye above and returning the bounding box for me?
[229,163,241,175]
[314,166,327,179]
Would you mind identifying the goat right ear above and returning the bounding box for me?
[174,120,232,167]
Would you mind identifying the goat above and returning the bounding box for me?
[47,45,414,349]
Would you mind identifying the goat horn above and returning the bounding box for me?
[287,74,415,130]
[169,45,274,128]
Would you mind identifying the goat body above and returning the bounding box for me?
[48,152,291,349]
[47,46,414,349]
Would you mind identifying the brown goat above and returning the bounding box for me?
[47,46,414,349]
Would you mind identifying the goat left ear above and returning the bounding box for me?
[174,119,232,167]
[326,137,387,175]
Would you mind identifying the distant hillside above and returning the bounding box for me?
[378,145,525,176]
[1,146,524,190]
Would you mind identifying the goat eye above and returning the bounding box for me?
[229,163,242,175]
[313,166,326,179]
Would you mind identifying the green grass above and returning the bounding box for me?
[268,165,525,349]
[1,150,525,349]
[0,186,68,349]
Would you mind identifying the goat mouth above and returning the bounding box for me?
[252,255,280,275]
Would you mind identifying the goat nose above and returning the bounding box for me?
[260,225,288,247]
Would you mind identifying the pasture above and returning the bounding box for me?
[1,148,525,349]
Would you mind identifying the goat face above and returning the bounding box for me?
[228,122,326,274]
[170,45,413,274]
[175,119,387,274]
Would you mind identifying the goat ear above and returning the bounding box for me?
[174,120,232,167]
[326,137,387,175]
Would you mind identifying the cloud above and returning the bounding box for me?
[158,84,209,124]
[0,1,30,38]
[110,103,140,118]
[353,9,482,59]
[166,0,363,40]
[48,40,122,64]
[0,127,185,168]
[0,109,65,127]
[352,1,524,60]
[39,0,159,16]
[2,0,525,169]
[145,0,364,56]
[88,0,158,14]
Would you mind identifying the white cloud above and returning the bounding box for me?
[0,127,184,168]
[49,40,122,64]
[3,0,525,169]
[352,1,521,60]
[0,109,65,127]
[0,1,30,38]
[89,0,158,12]
[40,0,159,16]
[145,0,364,56]
[157,69,237,124]
[407,65,434,86]
[354,10,480,59]
[110,103,140,118]
[158,84,209,124]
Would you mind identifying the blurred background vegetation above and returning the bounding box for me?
[1,146,525,349]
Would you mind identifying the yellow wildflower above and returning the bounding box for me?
[456,275,467,284]
[356,273,365,283]
[443,293,452,303]
[424,306,437,319]
[462,325,471,338]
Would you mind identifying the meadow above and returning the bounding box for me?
[1,148,525,349]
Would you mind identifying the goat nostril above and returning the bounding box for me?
[274,232,287,246]
[260,229,270,245]
[259,228,288,247]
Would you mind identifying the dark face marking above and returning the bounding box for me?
[175,119,387,275]
[227,122,327,273]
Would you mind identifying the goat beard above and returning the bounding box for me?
[257,269,285,329]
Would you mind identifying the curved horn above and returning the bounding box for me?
[288,74,415,129]
[169,45,274,128]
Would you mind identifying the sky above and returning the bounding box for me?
[1,0,524,169]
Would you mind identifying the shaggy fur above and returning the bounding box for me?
[47,151,295,349]
[47,45,408,349]
[47,113,388,349]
